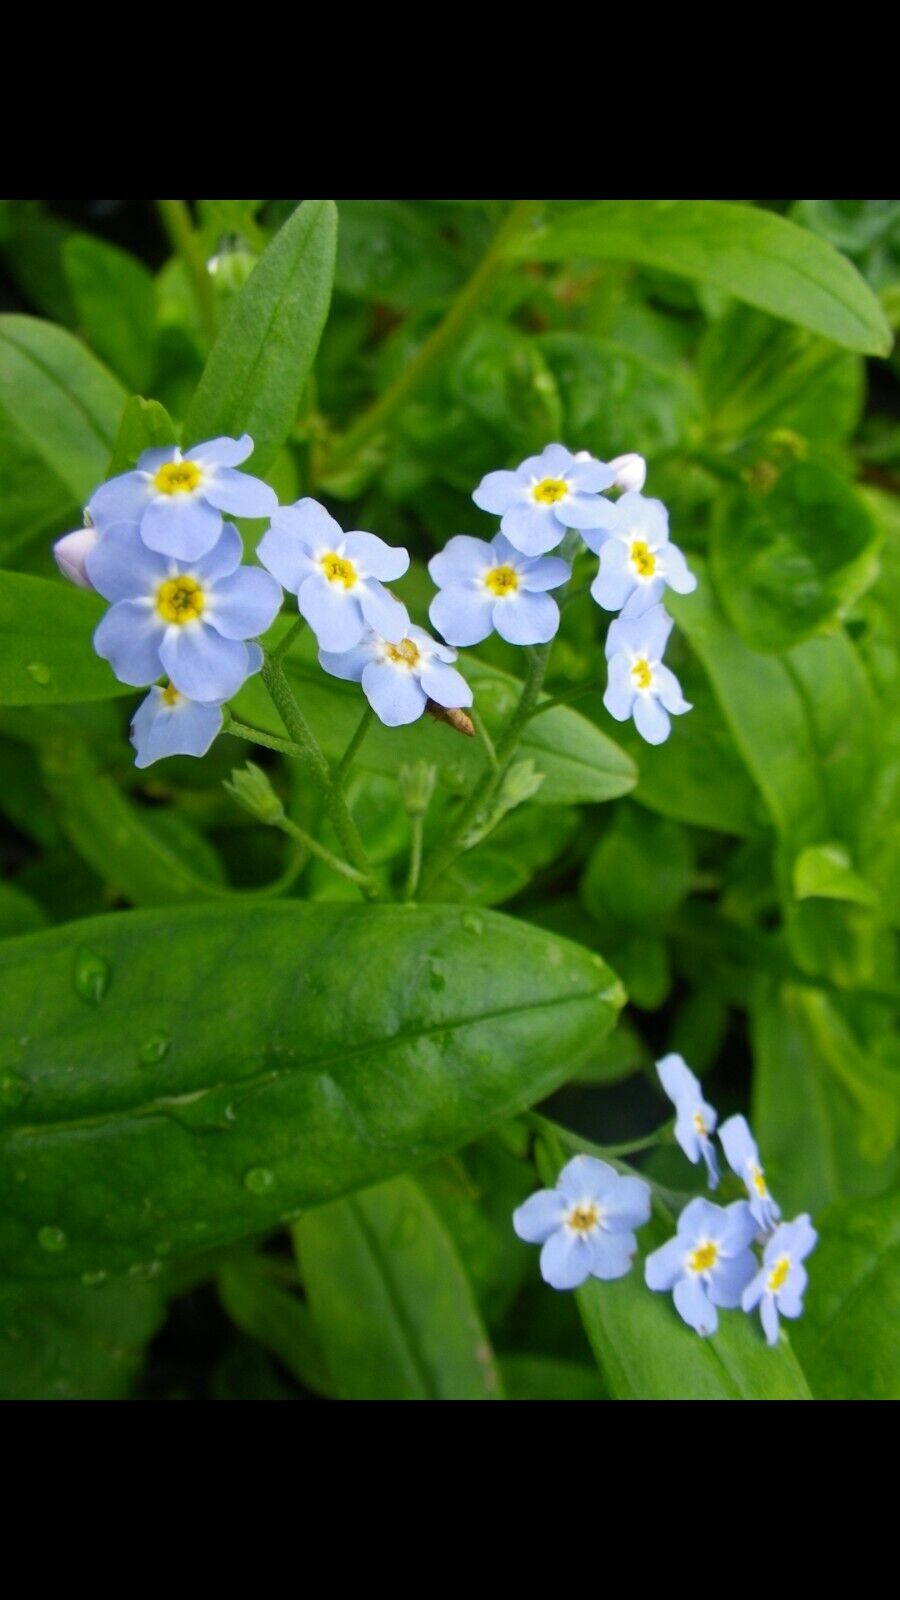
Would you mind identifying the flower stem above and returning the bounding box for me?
[320,200,543,477]
[276,815,374,887]
[270,613,307,664]
[223,713,307,759]
[156,199,218,345]
[404,815,424,903]
[334,705,375,785]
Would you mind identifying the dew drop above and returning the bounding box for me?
[74,948,110,1005]
[139,1035,170,1067]
[38,1225,67,1253]
[26,662,51,686]
[244,1167,276,1195]
[461,911,484,936]
[81,1269,108,1288]
[129,1260,162,1280]
[0,1072,29,1110]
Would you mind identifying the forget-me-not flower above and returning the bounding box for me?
[130,684,225,769]
[656,1053,719,1188]
[257,498,410,653]
[427,532,570,647]
[88,435,278,562]
[472,443,617,556]
[603,602,691,745]
[87,521,280,702]
[319,623,472,728]
[585,492,696,615]
[644,1197,758,1336]
[719,1114,781,1233]
[513,1154,651,1290]
[742,1214,817,1346]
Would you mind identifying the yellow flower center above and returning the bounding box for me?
[689,1240,718,1274]
[485,563,520,597]
[750,1164,768,1197]
[156,576,205,625]
[321,552,358,588]
[630,538,657,577]
[767,1255,790,1293]
[693,1111,708,1135]
[631,657,653,691]
[385,638,421,669]
[162,682,183,708]
[154,460,202,496]
[567,1203,600,1233]
[532,477,568,505]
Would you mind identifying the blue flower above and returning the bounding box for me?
[257,498,410,653]
[644,1197,758,1337]
[656,1053,719,1188]
[130,684,224,768]
[513,1154,651,1290]
[585,492,696,615]
[87,521,279,702]
[603,602,692,745]
[88,435,278,562]
[472,443,617,556]
[319,624,472,728]
[427,532,569,647]
[719,1114,781,1233]
[742,1214,817,1346]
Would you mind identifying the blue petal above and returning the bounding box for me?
[581,525,616,557]
[708,1249,757,1308]
[88,471,154,532]
[761,1294,780,1345]
[742,1267,766,1313]
[318,639,375,683]
[518,554,570,592]
[701,1138,720,1190]
[591,564,635,613]
[617,492,669,545]
[603,655,636,722]
[614,577,666,616]
[343,530,410,581]
[141,495,222,560]
[501,500,564,556]
[361,660,427,726]
[637,603,675,660]
[512,1190,567,1244]
[418,659,473,709]
[527,443,573,477]
[779,1215,818,1263]
[273,498,344,554]
[189,434,254,469]
[207,568,282,640]
[245,642,263,676]
[539,1229,591,1291]
[297,576,365,652]
[472,469,524,515]
[135,447,178,474]
[256,524,318,594]
[719,1114,758,1177]
[358,582,409,644]
[568,456,615,492]
[674,1111,702,1165]
[429,586,494,648]
[779,1269,807,1318]
[131,689,223,767]
[585,1229,637,1282]
[644,1236,687,1292]
[677,1196,728,1245]
[654,665,692,715]
[194,522,244,584]
[601,1175,651,1232]
[429,534,493,587]
[556,1155,619,1204]
[662,541,697,595]
[562,492,619,531]
[409,624,455,664]
[159,625,252,701]
[493,590,560,645]
[657,1052,700,1106]
[633,693,671,745]
[719,1200,758,1256]
[674,1275,718,1336]
[203,468,278,519]
[94,602,163,686]
[85,524,167,603]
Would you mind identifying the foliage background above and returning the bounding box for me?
[0,197,898,1400]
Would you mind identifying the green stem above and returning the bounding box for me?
[474,714,500,771]
[270,613,307,665]
[322,200,542,475]
[277,815,373,887]
[156,199,218,344]
[525,681,599,721]
[223,714,306,760]
[404,815,424,903]
[334,706,375,785]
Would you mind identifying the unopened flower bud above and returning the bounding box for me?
[53,523,99,589]
[609,453,647,493]
[397,760,438,819]
[223,762,285,825]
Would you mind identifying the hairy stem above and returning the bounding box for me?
[156,199,218,344]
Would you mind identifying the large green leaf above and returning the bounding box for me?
[0,1277,163,1400]
[513,201,892,355]
[0,314,126,503]
[792,1189,900,1400]
[294,1174,503,1399]
[63,235,157,392]
[0,902,623,1282]
[0,571,131,705]
[184,200,337,472]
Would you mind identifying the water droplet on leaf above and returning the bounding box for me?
[74,949,110,1005]
[461,912,484,936]
[244,1168,275,1195]
[26,662,51,686]
[38,1226,67,1253]
[81,1270,107,1288]
[139,1036,170,1067]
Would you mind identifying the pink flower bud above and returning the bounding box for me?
[53,525,99,590]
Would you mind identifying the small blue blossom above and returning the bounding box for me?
[656,1053,719,1188]
[603,602,691,745]
[585,492,696,615]
[257,498,410,653]
[130,684,224,769]
[644,1197,758,1337]
[719,1114,781,1233]
[742,1214,817,1346]
[87,521,279,702]
[427,532,569,647]
[319,624,472,728]
[88,435,278,562]
[472,443,616,556]
[513,1154,651,1291]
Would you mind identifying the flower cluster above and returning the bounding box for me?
[513,1053,816,1349]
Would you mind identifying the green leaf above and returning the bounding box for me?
[0,1277,163,1400]
[63,235,157,392]
[294,1174,503,1399]
[581,806,693,930]
[217,1256,331,1395]
[0,571,132,706]
[792,1189,900,1400]
[184,200,337,473]
[710,463,881,653]
[793,843,876,907]
[514,201,893,355]
[0,902,623,1282]
[0,881,46,938]
[0,314,126,503]
[106,396,178,478]
[499,1354,607,1401]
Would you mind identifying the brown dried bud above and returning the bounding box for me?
[425,700,475,737]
